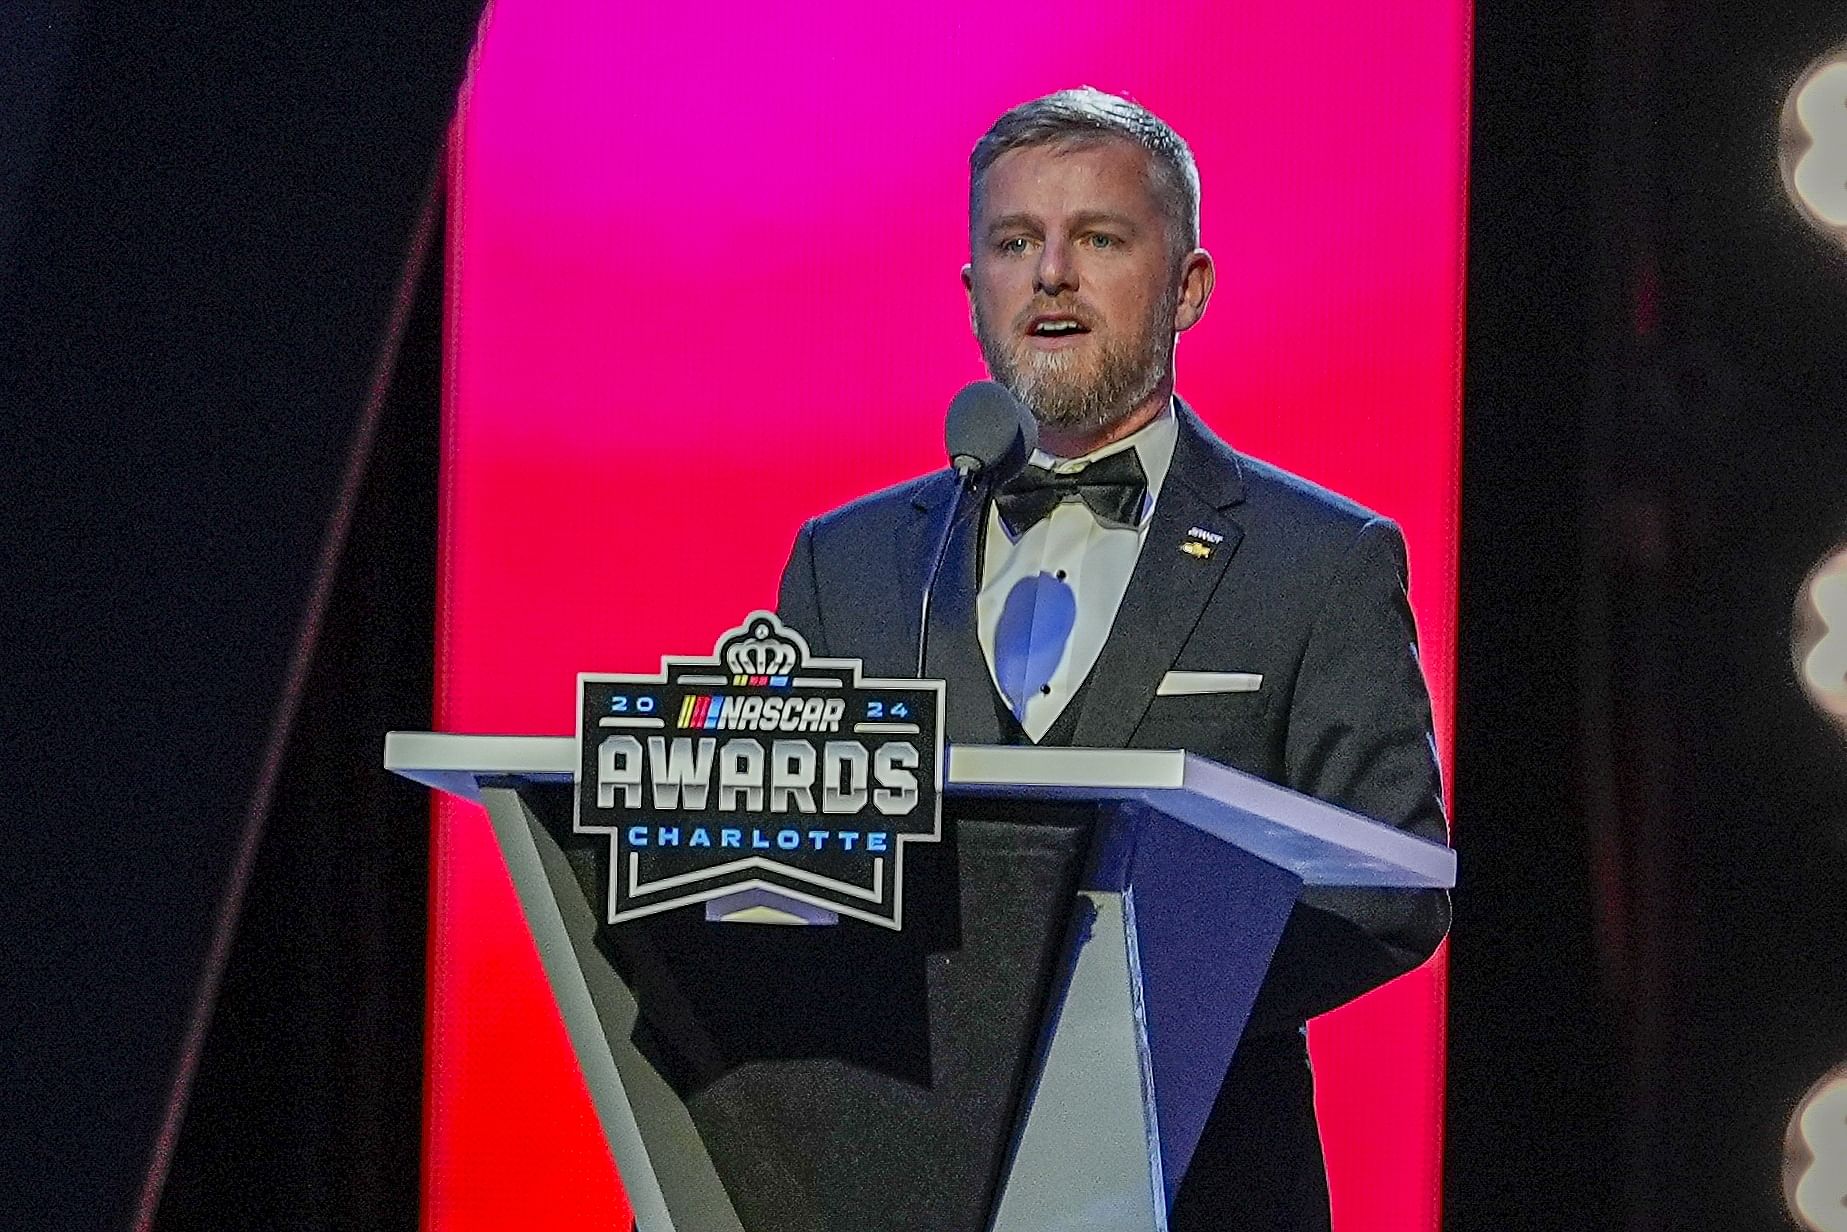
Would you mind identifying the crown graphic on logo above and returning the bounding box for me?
[720,616,802,677]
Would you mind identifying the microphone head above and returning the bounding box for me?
[944,380,1036,482]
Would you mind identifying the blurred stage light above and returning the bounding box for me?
[1793,543,1847,726]
[1787,1065,1847,1232]
[1781,50,1847,241]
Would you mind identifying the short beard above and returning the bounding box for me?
[975,287,1177,437]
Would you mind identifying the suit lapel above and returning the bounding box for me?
[1071,404,1247,749]
[912,479,1004,746]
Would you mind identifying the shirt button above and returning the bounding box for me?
[1040,685,1052,695]
[1055,569,1067,580]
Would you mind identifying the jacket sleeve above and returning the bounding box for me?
[775,518,831,657]
[1245,516,1452,1034]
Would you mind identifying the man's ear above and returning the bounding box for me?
[961,262,977,333]
[1173,248,1215,334]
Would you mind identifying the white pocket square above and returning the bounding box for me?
[1156,670,1263,696]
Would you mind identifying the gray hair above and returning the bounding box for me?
[970,87,1201,257]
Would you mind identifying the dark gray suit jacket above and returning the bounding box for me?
[776,401,1450,1229]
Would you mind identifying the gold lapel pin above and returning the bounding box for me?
[1180,540,1212,559]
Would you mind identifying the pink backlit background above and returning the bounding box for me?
[431,2,1468,1227]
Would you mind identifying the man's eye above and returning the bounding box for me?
[1086,233,1119,249]
[998,237,1031,254]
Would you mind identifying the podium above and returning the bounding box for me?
[387,733,1454,1232]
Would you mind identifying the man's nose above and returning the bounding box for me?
[1034,236,1077,297]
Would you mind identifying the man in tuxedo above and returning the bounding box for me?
[776,88,1449,1231]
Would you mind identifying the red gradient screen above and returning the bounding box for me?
[430,3,1468,1228]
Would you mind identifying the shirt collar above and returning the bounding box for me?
[1029,398,1179,521]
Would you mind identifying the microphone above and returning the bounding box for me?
[945,379,1035,482]
[918,382,1036,677]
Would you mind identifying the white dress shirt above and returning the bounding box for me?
[977,401,1178,741]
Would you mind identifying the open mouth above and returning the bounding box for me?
[1027,316,1091,341]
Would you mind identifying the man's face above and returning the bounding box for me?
[964,138,1209,441]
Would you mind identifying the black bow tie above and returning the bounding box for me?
[993,447,1149,535]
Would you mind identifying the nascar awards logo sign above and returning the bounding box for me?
[574,612,945,930]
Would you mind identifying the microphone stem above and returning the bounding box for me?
[916,466,982,679]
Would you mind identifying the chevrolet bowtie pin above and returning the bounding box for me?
[1182,526,1223,559]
